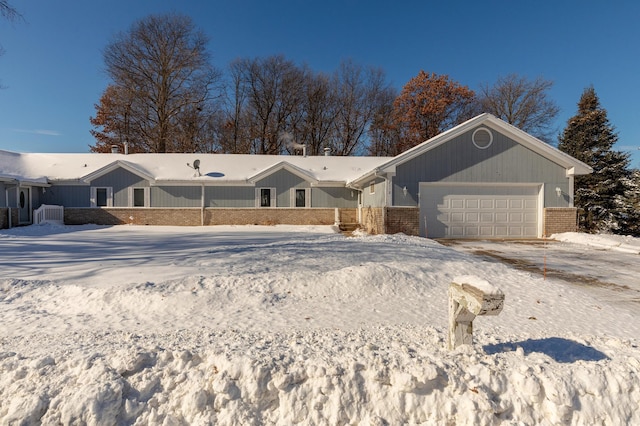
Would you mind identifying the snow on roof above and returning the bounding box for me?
[0,150,392,185]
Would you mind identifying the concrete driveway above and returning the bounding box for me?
[440,239,640,307]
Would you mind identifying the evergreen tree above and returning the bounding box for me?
[558,86,636,234]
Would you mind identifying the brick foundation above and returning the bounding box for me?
[0,208,18,229]
[64,208,356,227]
[385,207,420,236]
[544,207,577,236]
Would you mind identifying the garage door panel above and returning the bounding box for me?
[450,199,464,209]
[480,213,494,222]
[450,212,464,222]
[480,199,494,209]
[465,212,479,222]
[420,184,539,238]
[495,199,508,209]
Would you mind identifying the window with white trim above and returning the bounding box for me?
[90,187,113,207]
[369,181,375,194]
[256,187,276,207]
[291,188,310,208]
[129,187,149,207]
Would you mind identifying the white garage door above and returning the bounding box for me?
[419,184,540,238]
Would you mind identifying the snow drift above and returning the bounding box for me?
[1,225,639,424]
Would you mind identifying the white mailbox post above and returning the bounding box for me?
[448,276,504,350]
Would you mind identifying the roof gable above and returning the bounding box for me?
[81,160,155,183]
[349,114,592,185]
[248,161,319,185]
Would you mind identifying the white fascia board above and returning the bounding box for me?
[481,118,593,175]
[310,181,346,188]
[346,169,380,188]
[247,161,319,185]
[153,179,253,187]
[81,160,155,183]
[49,179,89,186]
[19,180,51,187]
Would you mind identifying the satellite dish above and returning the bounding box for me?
[187,159,202,176]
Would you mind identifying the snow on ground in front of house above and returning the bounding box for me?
[552,231,640,254]
[0,225,638,425]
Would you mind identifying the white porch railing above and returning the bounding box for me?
[34,204,64,225]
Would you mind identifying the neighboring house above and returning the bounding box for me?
[0,114,591,238]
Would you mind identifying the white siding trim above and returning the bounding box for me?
[90,186,113,207]
[290,188,311,208]
[128,187,150,207]
[256,187,276,208]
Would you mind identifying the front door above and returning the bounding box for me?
[18,187,31,224]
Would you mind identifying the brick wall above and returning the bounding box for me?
[0,208,7,229]
[65,208,202,226]
[385,207,419,236]
[64,207,356,227]
[0,208,18,229]
[361,207,384,234]
[544,207,577,236]
[205,208,354,226]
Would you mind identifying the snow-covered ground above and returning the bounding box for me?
[1,225,638,425]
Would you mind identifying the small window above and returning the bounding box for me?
[295,189,306,207]
[472,127,493,149]
[91,187,113,207]
[261,188,271,207]
[130,187,149,207]
[96,188,108,207]
[256,187,276,208]
[369,181,375,194]
[291,188,310,208]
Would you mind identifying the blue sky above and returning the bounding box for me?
[0,1,638,167]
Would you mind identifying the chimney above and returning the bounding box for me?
[124,141,129,155]
[324,147,331,156]
[111,145,119,154]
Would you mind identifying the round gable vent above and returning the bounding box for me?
[472,127,493,149]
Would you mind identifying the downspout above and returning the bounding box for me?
[374,169,388,234]
[5,186,10,228]
[201,183,205,226]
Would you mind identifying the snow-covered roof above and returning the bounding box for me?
[0,150,391,186]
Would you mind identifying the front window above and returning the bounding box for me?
[96,188,108,207]
[260,188,271,207]
[91,187,113,207]
[295,189,306,208]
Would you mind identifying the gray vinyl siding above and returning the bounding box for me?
[6,185,16,207]
[392,127,570,208]
[206,186,256,208]
[90,168,150,207]
[151,186,202,207]
[0,183,6,207]
[31,188,41,209]
[41,185,91,207]
[362,177,386,207]
[311,187,358,208]
[255,169,310,208]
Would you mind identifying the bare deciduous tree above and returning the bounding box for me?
[91,13,221,153]
[331,60,393,156]
[0,0,20,22]
[478,74,560,142]
[236,55,306,154]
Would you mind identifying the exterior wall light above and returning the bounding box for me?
[555,187,562,197]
